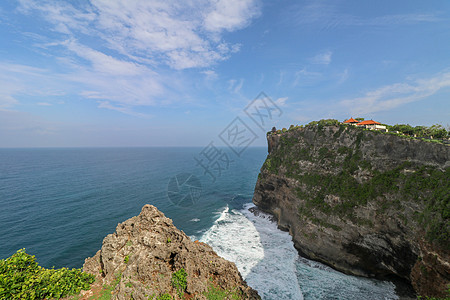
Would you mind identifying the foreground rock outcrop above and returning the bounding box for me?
[82,204,260,299]
[253,124,449,298]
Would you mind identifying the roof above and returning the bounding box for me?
[357,120,381,125]
[343,117,359,123]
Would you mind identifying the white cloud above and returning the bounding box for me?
[337,68,349,85]
[371,13,441,25]
[275,97,288,106]
[340,72,450,115]
[290,2,441,29]
[68,68,166,107]
[202,70,218,80]
[18,0,96,34]
[0,94,19,109]
[97,101,152,118]
[19,0,261,70]
[0,62,67,108]
[228,78,244,93]
[293,68,323,87]
[277,71,285,86]
[310,51,332,65]
[37,102,52,106]
[203,0,261,32]
[64,40,147,76]
[11,0,262,115]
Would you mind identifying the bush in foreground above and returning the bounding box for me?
[0,249,95,299]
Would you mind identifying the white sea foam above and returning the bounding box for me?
[201,204,399,300]
[295,256,399,300]
[189,218,200,222]
[200,204,303,299]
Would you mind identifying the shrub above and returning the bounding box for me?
[171,268,187,298]
[203,279,242,300]
[0,249,95,299]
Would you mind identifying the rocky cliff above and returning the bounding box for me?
[253,124,449,298]
[81,204,260,300]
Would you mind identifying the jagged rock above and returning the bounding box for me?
[83,204,260,300]
[253,125,449,298]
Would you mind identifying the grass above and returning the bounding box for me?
[203,279,243,300]
[91,272,122,300]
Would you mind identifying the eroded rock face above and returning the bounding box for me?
[83,204,260,300]
[253,125,449,298]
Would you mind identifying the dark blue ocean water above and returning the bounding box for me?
[0,147,398,299]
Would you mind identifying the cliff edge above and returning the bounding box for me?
[253,124,449,298]
[81,204,260,299]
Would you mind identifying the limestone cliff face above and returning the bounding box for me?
[82,205,260,300]
[253,124,449,298]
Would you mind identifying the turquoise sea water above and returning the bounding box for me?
[0,147,398,299]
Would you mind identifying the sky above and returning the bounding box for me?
[0,0,449,147]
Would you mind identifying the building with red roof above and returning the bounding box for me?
[356,120,380,125]
[356,120,387,131]
[342,118,388,131]
[343,117,359,125]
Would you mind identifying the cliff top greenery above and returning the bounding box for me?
[267,118,449,143]
[262,123,449,250]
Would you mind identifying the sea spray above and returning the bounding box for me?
[200,204,398,300]
[295,257,398,300]
[201,204,304,299]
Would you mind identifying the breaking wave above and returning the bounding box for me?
[200,204,398,300]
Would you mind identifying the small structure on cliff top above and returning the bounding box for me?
[356,120,387,131]
[343,118,388,132]
[343,117,359,125]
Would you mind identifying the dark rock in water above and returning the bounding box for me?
[248,206,276,222]
[253,124,449,298]
[82,204,260,299]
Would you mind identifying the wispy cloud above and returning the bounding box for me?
[293,68,323,87]
[336,68,349,85]
[0,110,58,139]
[340,72,450,115]
[203,0,261,33]
[97,101,152,118]
[310,50,332,65]
[11,0,262,114]
[275,97,288,106]
[201,70,218,80]
[0,62,67,108]
[19,0,261,70]
[277,71,285,86]
[228,78,244,93]
[63,40,148,77]
[290,2,441,30]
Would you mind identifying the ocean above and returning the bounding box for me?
[0,147,398,299]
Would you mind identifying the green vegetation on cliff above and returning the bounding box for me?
[268,119,450,144]
[0,249,95,299]
[262,124,449,249]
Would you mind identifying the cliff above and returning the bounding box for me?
[253,124,449,298]
[80,204,260,300]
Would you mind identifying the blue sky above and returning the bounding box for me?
[0,0,449,147]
